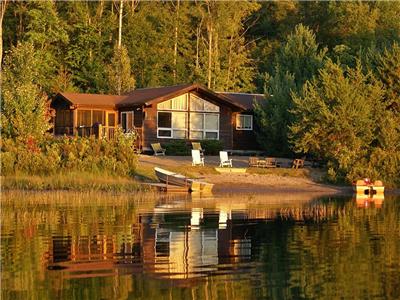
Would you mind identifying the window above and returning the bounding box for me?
[236,114,253,130]
[157,111,187,139]
[157,94,188,111]
[77,110,91,126]
[108,113,116,127]
[190,113,219,140]
[92,110,105,125]
[190,94,219,112]
[121,111,134,132]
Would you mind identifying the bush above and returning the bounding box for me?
[164,140,190,156]
[201,140,223,155]
[0,129,139,177]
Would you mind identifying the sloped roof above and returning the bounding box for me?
[218,92,265,110]
[56,92,125,108]
[54,84,252,111]
[119,83,247,110]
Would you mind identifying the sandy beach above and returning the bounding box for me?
[138,155,352,195]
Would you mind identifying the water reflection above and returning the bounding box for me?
[1,191,399,300]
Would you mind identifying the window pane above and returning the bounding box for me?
[172,112,187,129]
[171,94,187,110]
[204,101,219,112]
[121,113,127,131]
[205,132,218,140]
[158,112,172,128]
[173,130,186,139]
[158,129,172,137]
[204,114,219,130]
[78,110,91,126]
[157,100,172,110]
[190,131,203,139]
[244,116,252,128]
[108,113,116,127]
[190,113,203,130]
[190,94,204,111]
[92,111,105,125]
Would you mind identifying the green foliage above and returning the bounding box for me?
[1,42,52,141]
[290,60,400,187]
[200,140,223,155]
[164,140,190,156]
[106,45,135,95]
[255,25,326,156]
[0,130,138,177]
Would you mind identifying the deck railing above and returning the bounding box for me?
[54,125,116,139]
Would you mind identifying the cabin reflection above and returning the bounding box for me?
[47,197,342,282]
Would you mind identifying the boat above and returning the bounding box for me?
[353,178,384,195]
[154,167,213,193]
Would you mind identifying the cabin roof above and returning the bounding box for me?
[56,92,125,108]
[218,92,265,110]
[119,83,247,110]
[54,84,251,111]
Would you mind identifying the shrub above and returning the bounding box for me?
[165,140,190,156]
[0,129,139,177]
[201,140,223,155]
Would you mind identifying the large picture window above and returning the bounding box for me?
[157,94,188,111]
[190,113,219,140]
[157,111,187,139]
[236,114,253,130]
[190,94,219,112]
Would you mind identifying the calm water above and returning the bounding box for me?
[1,191,399,300]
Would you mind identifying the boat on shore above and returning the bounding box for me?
[353,178,384,195]
[154,167,214,193]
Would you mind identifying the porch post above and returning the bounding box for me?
[72,109,78,136]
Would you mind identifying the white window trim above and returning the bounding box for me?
[157,111,188,139]
[189,113,220,140]
[121,111,134,132]
[236,114,253,131]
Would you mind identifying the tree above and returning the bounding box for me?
[1,42,52,141]
[106,45,135,95]
[290,60,387,183]
[255,24,326,156]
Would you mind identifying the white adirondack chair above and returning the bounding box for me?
[192,149,204,166]
[219,151,232,167]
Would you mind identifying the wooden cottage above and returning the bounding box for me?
[51,83,264,151]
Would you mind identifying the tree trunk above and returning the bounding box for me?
[173,0,180,84]
[118,0,124,48]
[0,0,7,75]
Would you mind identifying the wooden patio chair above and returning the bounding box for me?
[265,157,278,168]
[219,151,232,167]
[292,158,305,169]
[249,156,259,167]
[192,149,204,166]
[151,143,166,156]
[192,142,205,156]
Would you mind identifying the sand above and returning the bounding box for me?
[139,155,351,195]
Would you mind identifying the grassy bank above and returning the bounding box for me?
[1,164,329,192]
[1,172,151,192]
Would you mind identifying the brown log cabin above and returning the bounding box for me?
[51,83,264,152]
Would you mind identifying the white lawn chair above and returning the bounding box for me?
[192,149,204,166]
[219,151,232,167]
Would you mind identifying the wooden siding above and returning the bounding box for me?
[232,112,260,150]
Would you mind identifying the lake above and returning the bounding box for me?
[1,191,399,299]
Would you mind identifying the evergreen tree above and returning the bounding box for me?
[106,44,135,95]
[255,24,326,156]
[1,42,52,141]
[290,60,387,183]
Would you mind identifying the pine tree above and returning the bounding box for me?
[106,45,135,95]
[290,60,386,183]
[254,24,326,156]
